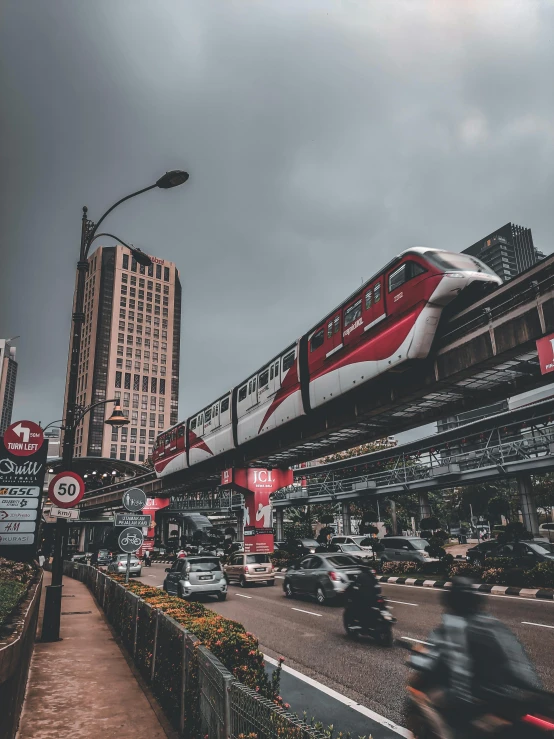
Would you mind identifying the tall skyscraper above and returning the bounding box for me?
[61,245,181,463]
[462,222,544,282]
[0,338,18,435]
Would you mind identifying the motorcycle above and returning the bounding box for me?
[400,637,554,738]
[343,587,395,646]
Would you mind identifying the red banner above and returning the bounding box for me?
[138,497,170,556]
[537,335,554,375]
[221,468,293,553]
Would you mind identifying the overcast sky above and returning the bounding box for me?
[1,1,553,435]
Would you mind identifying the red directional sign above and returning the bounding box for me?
[48,471,85,509]
[537,334,554,375]
[3,421,44,457]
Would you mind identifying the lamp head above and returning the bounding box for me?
[105,401,129,429]
[156,170,189,189]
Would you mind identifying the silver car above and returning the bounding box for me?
[380,537,438,565]
[283,553,366,605]
[331,536,374,553]
[107,554,142,577]
[163,556,227,601]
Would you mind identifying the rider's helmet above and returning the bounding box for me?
[443,576,482,616]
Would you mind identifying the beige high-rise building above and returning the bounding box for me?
[61,245,181,463]
[0,338,18,435]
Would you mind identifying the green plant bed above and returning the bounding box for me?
[0,580,27,626]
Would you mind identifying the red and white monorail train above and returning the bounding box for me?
[153,248,501,477]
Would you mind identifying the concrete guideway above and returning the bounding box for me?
[18,572,171,739]
[137,562,554,733]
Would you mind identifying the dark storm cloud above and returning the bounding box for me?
[1,0,553,427]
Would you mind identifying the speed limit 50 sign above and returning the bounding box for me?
[48,471,85,509]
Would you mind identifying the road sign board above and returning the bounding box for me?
[4,421,44,457]
[118,527,144,553]
[0,533,35,545]
[115,513,151,528]
[0,486,40,499]
[0,509,37,521]
[122,488,146,512]
[0,496,39,509]
[0,521,35,533]
[50,506,80,520]
[48,471,85,508]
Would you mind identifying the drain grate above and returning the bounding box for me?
[61,611,92,615]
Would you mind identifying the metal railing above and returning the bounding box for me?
[273,399,554,504]
[169,491,243,513]
[63,562,326,739]
[0,573,43,739]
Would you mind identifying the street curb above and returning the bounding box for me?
[376,575,554,599]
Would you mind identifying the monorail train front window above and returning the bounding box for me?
[423,250,498,276]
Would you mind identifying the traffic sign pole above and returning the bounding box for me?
[125,553,132,584]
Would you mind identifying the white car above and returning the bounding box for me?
[331,535,375,553]
[539,523,554,542]
[107,554,142,577]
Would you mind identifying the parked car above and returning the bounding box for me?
[466,541,500,563]
[283,553,366,604]
[493,540,554,566]
[283,538,320,556]
[539,523,554,542]
[107,554,142,577]
[71,552,89,563]
[331,536,374,552]
[97,549,111,566]
[380,537,438,565]
[325,542,373,561]
[163,556,227,601]
[225,552,275,587]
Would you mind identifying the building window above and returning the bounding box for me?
[160,379,165,394]
[131,258,137,273]
[134,361,140,371]
[130,447,136,462]
[159,397,165,409]
[120,297,126,307]
[158,414,164,427]
[163,285,169,295]
[116,358,123,369]
[123,254,129,269]
[132,393,139,408]
[118,333,124,343]
[120,446,127,461]
[121,427,128,441]
[142,376,148,392]
[119,309,126,319]
[150,397,156,410]
[156,264,162,279]
[111,428,119,441]
[128,323,134,332]
[149,430,155,441]
[117,345,124,356]
[110,445,117,459]
[123,392,130,408]
[141,396,148,409]
[126,347,132,357]
[143,363,149,372]
[124,372,131,389]
[125,360,132,370]
[115,371,122,388]
[133,374,140,390]
[139,448,145,462]
[122,273,128,283]
[132,411,138,424]
[140,429,146,443]
[151,377,157,393]
[164,266,170,282]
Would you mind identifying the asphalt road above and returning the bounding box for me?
[137,564,554,732]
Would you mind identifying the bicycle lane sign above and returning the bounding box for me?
[118,527,144,553]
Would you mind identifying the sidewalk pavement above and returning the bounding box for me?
[17,572,171,739]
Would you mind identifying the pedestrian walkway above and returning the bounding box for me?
[17,572,170,739]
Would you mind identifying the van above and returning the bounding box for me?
[380,537,438,565]
[225,552,275,587]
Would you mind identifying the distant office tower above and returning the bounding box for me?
[0,339,18,435]
[462,222,544,282]
[61,246,181,463]
[44,427,61,459]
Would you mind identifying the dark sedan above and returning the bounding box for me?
[283,553,367,605]
[494,540,554,566]
[466,541,500,563]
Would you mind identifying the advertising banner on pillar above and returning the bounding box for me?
[220,468,293,554]
[537,334,554,375]
[0,433,48,562]
[138,497,170,555]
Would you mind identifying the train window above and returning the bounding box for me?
[198,413,203,425]
[282,351,295,372]
[259,369,269,387]
[205,409,212,423]
[327,322,333,339]
[221,397,229,413]
[252,377,257,393]
[310,329,324,352]
[190,418,197,430]
[270,364,274,380]
[365,289,372,310]
[238,385,247,402]
[344,299,362,327]
[178,426,184,437]
[374,282,381,303]
[333,316,340,334]
[388,261,426,293]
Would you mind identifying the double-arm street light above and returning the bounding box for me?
[41,170,189,642]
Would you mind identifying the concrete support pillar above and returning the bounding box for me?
[518,473,539,537]
[236,508,244,542]
[274,508,284,541]
[79,525,87,552]
[418,492,432,522]
[390,500,397,536]
[341,502,351,535]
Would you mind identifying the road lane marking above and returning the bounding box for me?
[400,636,433,646]
[381,582,554,603]
[387,599,418,607]
[291,607,323,617]
[236,594,253,599]
[264,655,409,737]
[522,621,554,629]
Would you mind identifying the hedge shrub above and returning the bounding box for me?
[381,561,419,575]
[522,562,554,589]
[0,558,36,626]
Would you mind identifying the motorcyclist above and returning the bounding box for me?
[411,577,541,737]
[347,566,384,630]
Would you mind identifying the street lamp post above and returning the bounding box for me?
[41,171,189,642]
